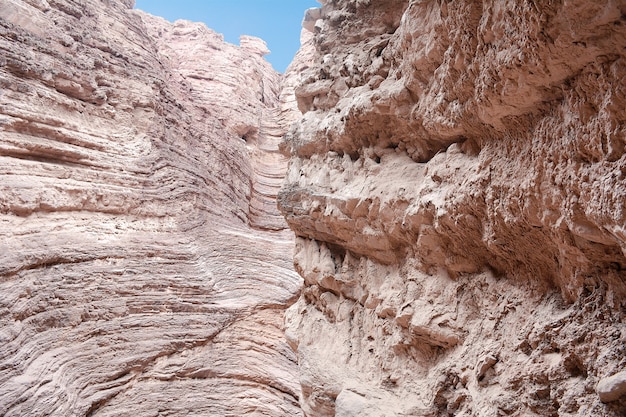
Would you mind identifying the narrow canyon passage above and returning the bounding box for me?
[1,1,626,417]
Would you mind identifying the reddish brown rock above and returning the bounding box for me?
[279,1,626,416]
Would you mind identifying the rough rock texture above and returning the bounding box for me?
[598,370,626,403]
[279,1,626,416]
[0,1,303,416]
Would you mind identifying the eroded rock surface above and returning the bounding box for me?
[279,1,626,416]
[0,0,302,415]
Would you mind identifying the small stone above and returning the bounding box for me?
[303,7,322,33]
[476,355,498,380]
[597,370,626,403]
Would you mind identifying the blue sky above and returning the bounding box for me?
[134,0,319,73]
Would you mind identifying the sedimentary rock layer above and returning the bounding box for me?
[0,1,302,416]
[279,1,626,415]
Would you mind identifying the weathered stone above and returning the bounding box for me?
[476,354,498,381]
[303,8,322,34]
[279,0,626,416]
[3,0,626,416]
[598,371,626,403]
[0,1,303,416]
[240,35,271,56]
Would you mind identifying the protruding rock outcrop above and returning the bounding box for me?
[0,1,302,416]
[598,370,626,403]
[279,1,626,416]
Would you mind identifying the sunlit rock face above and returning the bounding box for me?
[279,1,626,416]
[3,0,626,415]
[0,1,303,416]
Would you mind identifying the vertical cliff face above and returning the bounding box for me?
[279,0,626,416]
[3,0,626,416]
[0,1,302,416]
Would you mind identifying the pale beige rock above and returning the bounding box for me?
[303,8,322,34]
[279,0,626,416]
[0,1,302,416]
[598,370,626,403]
[240,35,271,56]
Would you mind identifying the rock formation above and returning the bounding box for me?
[279,0,626,416]
[0,0,302,415]
[3,0,626,416]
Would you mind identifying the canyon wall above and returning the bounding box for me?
[0,0,302,415]
[2,0,626,416]
[279,0,626,416]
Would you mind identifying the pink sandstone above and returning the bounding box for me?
[0,0,302,415]
[1,0,626,416]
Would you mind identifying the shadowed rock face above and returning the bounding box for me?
[0,1,303,416]
[279,0,626,416]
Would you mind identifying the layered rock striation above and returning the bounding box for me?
[279,0,626,416]
[0,0,302,416]
[3,0,626,416]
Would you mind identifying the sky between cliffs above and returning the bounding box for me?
[134,0,320,73]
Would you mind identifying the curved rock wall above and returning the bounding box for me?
[0,1,302,416]
[279,0,626,416]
